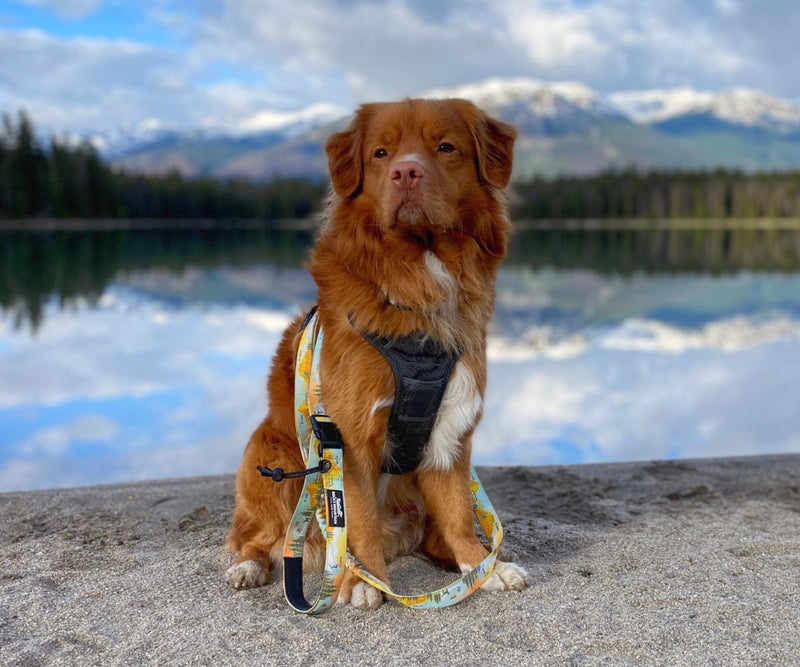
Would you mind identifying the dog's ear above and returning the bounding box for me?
[456,100,517,189]
[326,121,362,199]
[326,105,378,199]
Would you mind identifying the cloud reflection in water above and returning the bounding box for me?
[1,267,799,491]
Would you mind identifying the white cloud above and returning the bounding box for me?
[0,290,294,491]
[0,29,186,134]
[17,413,119,456]
[714,0,740,16]
[496,0,751,90]
[187,0,518,104]
[0,27,330,137]
[0,286,293,410]
[503,2,609,71]
[475,332,800,466]
[1,1,798,138]
[600,316,800,354]
[0,459,63,493]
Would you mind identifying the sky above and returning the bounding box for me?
[0,0,799,138]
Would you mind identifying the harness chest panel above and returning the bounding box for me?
[361,331,461,475]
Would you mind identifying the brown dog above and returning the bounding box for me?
[226,98,529,609]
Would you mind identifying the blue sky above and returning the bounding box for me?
[0,0,798,137]
[2,1,182,46]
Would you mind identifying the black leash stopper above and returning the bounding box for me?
[257,465,285,481]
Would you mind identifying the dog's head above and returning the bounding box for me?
[325,98,516,238]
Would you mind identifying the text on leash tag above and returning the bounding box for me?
[325,489,345,528]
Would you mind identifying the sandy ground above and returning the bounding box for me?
[1,455,799,666]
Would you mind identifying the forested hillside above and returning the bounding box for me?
[515,170,800,220]
[4,111,800,224]
[0,112,325,221]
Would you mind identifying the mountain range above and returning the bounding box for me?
[110,78,800,181]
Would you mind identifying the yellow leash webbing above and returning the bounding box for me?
[282,413,347,614]
[282,310,503,613]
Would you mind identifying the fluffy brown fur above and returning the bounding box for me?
[226,98,525,608]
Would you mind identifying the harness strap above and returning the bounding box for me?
[362,331,460,474]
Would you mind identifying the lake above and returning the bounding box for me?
[2,225,800,491]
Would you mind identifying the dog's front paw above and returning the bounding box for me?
[350,581,384,610]
[337,579,384,610]
[480,561,530,592]
[226,560,268,590]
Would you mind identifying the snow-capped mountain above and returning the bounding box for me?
[610,87,800,134]
[62,118,180,157]
[111,102,347,177]
[425,78,624,137]
[608,87,715,125]
[95,102,346,159]
[232,102,346,137]
[107,78,800,180]
[426,78,612,116]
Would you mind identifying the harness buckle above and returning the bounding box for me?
[310,414,344,456]
[257,415,341,482]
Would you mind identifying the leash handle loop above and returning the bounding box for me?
[282,314,348,614]
[282,422,346,614]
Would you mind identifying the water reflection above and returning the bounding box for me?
[0,228,312,331]
[5,225,800,331]
[507,226,800,274]
[1,226,800,490]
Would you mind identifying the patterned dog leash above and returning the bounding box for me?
[278,309,504,614]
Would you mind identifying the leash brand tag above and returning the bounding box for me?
[325,489,345,528]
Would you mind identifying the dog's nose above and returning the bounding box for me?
[390,160,425,189]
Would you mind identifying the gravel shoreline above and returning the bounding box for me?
[1,455,799,666]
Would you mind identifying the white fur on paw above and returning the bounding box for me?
[226,560,268,590]
[461,561,529,592]
[349,582,384,610]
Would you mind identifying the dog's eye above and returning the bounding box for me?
[373,148,388,159]
[437,142,456,154]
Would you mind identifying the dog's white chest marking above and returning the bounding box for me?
[373,251,475,471]
[420,362,482,471]
[424,250,457,310]
[421,251,477,470]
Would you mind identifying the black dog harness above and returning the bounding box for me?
[362,331,461,474]
[273,307,460,476]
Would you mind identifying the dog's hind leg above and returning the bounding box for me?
[419,519,458,570]
[225,515,273,589]
[225,419,313,590]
